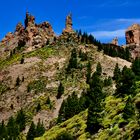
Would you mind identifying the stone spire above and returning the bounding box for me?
[111,37,118,46]
[24,11,35,28]
[63,13,73,33]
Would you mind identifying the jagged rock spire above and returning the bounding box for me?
[63,13,73,33]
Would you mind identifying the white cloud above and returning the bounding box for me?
[91,29,125,39]
[116,18,140,23]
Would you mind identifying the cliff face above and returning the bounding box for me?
[125,24,140,45]
[124,24,140,59]
[0,12,55,52]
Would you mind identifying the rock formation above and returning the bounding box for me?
[0,12,55,52]
[111,37,118,46]
[63,13,73,33]
[125,24,140,45]
[124,24,140,59]
[58,13,78,44]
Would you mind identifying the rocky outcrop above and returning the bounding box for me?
[1,32,14,45]
[63,13,73,33]
[125,24,140,45]
[0,12,55,52]
[59,13,78,44]
[124,24,140,59]
[111,37,118,46]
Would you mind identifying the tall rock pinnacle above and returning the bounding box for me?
[63,13,73,33]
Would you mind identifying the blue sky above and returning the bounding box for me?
[0,0,140,45]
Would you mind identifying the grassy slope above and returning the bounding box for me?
[35,110,89,140]
[37,91,140,140]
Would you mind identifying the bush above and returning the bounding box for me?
[55,131,74,140]
[27,79,46,93]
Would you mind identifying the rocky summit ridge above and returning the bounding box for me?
[0,12,77,57]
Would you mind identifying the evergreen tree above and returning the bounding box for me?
[96,62,102,76]
[7,116,19,139]
[104,76,112,87]
[65,92,79,119]
[78,91,87,112]
[88,34,94,44]
[57,100,66,123]
[86,103,102,134]
[124,47,131,61]
[115,67,136,97]
[89,72,103,100]
[113,63,121,82]
[26,122,36,140]
[57,92,80,123]
[0,120,7,139]
[16,109,26,131]
[57,82,64,99]
[132,129,140,140]
[132,57,140,80]
[36,103,41,112]
[86,72,104,134]
[66,48,78,72]
[86,61,92,84]
[16,76,20,86]
[122,97,135,121]
[46,96,51,104]
[35,119,45,137]
[55,131,74,140]
[20,57,24,64]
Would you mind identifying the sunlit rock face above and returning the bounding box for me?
[0,12,55,52]
[63,13,73,33]
[111,37,118,46]
[125,24,140,45]
[123,24,140,59]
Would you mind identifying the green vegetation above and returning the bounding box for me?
[27,120,45,140]
[0,82,9,95]
[57,82,64,99]
[27,79,46,94]
[0,109,26,139]
[26,46,54,59]
[35,110,88,140]
[0,46,55,69]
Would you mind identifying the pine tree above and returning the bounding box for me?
[57,82,64,99]
[86,61,92,84]
[36,103,41,112]
[0,120,7,139]
[20,57,24,64]
[125,47,131,61]
[132,57,140,80]
[132,129,140,140]
[86,72,104,134]
[122,97,135,121]
[16,76,20,86]
[16,109,26,131]
[86,103,102,134]
[26,122,36,140]
[96,62,102,76]
[57,100,66,123]
[7,116,19,139]
[35,119,45,137]
[46,96,51,104]
[104,76,112,87]
[55,131,74,140]
[115,67,136,97]
[89,72,103,100]
[66,48,78,73]
[113,63,121,82]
